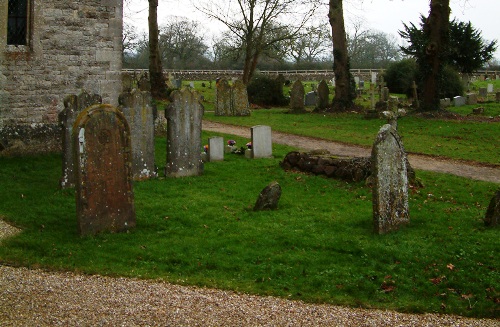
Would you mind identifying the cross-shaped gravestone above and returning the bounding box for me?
[382,97,405,129]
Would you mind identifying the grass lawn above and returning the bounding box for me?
[0,131,498,318]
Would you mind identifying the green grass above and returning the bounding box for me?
[0,132,498,318]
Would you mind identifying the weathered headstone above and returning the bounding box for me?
[440,98,451,109]
[208,136,224,162]
[466,93,478,105]
[138,74,151,92]
[122,73,134,92]
[251,125,272,158]
[254,181,282,211]
[232,80,251,116]
[453,96,465,107]
[478,87,487,98]
[165,88,204,177]
[484,190,500,227]
[305,91,317,106]
[118,89,156,180]
[316,80,330,111]
[496,91,500,103]
[59,91,102,188]
[73,104,136,236]
[371,124,409,234]
[487,83,494,93]
[215,78,232,116]
[289,80,305,112]
[381,87,390,102]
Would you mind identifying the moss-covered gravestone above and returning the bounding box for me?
[73,104,136,236]
[289,80,305,113]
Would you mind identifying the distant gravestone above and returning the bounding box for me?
[165,88,204,177]
[466,93,478,105]
[215,78,232,116]
[316,80,330,111]
[208,136,224,162]
[73,104,136,236]
[484,190,500,227]
[381,87,390,102]
[59,91,102,189]
[138,74,151,92]
[254,181,282,211]
[359,80,365,90]
[289,80,305,112]
[232,80,251,116]
[453,96,465,107]
[354,76,360,85]
[118,89,156,180]
[496,91,500,103]
[479,87,487,98]
[487,83,494,93]
[371,124,409,234]
[440,98,451,109]
[305,91,317,106]
[251,125,272,158]
[122,73,134,92]
[371,72,377,84]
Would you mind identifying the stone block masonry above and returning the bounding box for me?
[0,0,123,155]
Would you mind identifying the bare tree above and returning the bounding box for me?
[329,0,354,111]
[287,23,331,67]
[148,0,167,99]
[195,0,319,84]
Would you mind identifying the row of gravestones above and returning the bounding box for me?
[289,80,330,112]
[215,79,250,116]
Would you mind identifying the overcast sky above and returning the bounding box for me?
[124,0,500,59]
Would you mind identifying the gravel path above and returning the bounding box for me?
[1,122,499,326]
[202,121,500,184]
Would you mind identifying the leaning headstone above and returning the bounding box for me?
[251,125,272,158]
[165,88,204,177]
[453,96,465,107]
[208,136,224,162]
[487,83,494,93]
[484,190,500,227]
[316,80,330,111]
[254,181,282,211]
[371,124,410,234]
[118,89,156,180]
[466,93,478,105]
[478,87,487,98]
[215,78,232,116]
[289,80,305,112]
[232,80,251,116]
[59,91,102,188]
[73,104,136,236]
[304,91,317,106]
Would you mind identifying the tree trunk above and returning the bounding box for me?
[148,0,167,99]
[328,0,353,111]
[420,0,450,111]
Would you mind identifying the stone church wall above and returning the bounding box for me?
[0,0,123,154]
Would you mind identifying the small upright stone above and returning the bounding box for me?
[372,124,409,234]
[254,181,282,211]
[73,104,136,236]
[289,80,305,112]
[165,88,204,177]
[208,136,224,162]
[484,190,500,227]
[59,91,102,188]
[316,80,330,111]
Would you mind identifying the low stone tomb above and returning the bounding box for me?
[208,136,224,162]
[466,93,478,105]
[371,124,409,234]
[118,89,156,180]
[453,96,465,107]
[59,91,102,188]
[305,91,317,106]
[73,104,136,236]
[251,125,272,158]
[165,88,204,177]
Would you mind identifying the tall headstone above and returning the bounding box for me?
[289,80,305,112]
[316,80,330,111]
[165,88,204,177]
[208,136,224,162]
[215,78,232,116]
[251,125,272,158]
[371,124,409,234]
[118,89,156,180]
[59,91,102,188]
[232,80,251,116]
[371,72,377,84]
[73,104,136,236]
